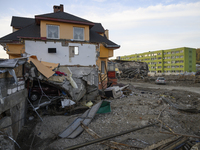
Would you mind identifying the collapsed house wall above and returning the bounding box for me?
[25,40,97,66]
[49,66,99,101]
[0,64,27,149]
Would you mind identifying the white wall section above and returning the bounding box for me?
[25,40,96,66]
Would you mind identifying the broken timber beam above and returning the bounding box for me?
[161,136,188,150]
[80,122,135,150]
[64,122,159,150]
[143,136,180,150]
[160,131,200,139]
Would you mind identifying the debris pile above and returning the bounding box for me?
[113,60,149,79]
[24,56,100,116]
[2,57,200,150]
[15,80,200,150]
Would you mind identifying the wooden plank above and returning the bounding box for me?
[143,136,180,150]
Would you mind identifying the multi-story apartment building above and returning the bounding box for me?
[197,48,200,64]
[119,47,196,74]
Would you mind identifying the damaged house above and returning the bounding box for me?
[0,4,120,149]
[0,4,120,101]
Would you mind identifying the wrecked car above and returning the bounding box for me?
[28,81,60,101]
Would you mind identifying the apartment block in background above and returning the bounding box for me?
[197,48,200,64]
[119,47,196,74]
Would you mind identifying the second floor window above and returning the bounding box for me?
[73,27,84,40]
[47,25,59,39]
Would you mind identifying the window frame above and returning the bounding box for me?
[73,27,84,41]
[101,61,106,74]
[69,46,79,57]
[46,25,59,39]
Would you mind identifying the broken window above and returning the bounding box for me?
[101,61,105,73]
[69,46,79,57]
[73,27,84,40]
[47,25,59,39]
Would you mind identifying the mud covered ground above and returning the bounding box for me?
[16,81,200,150]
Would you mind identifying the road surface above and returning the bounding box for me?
[121,81,200,94]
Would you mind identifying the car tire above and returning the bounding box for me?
[30,93,39,101]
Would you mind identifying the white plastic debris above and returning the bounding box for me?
[61,99,76,108]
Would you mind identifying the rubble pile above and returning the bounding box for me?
[16,81,200,150]
[24,56,100,116]
[113,60,149,79]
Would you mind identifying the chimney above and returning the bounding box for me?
[105,29,109,39]
[53,4,64,13]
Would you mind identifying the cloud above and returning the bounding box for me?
[0,16,12,37]
[0,49,8,59]
[83,2,200,29]
[79,2,200,58]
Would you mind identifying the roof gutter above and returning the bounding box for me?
[0,40,21,44]
[17,36,46,40]
[104,44,120,49]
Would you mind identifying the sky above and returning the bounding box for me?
[0,0,200,59]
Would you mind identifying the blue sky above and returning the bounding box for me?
[0,0,200,59]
